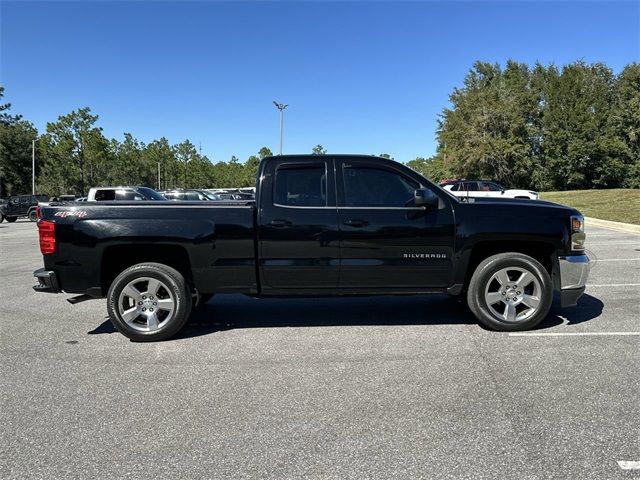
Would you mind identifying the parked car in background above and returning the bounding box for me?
[58,195,77,202]
[442,180,539,200]
[205,188,255,200]
[87,187,166,201]
[0,194,49,222]
[160,189,221,201]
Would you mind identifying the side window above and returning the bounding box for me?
[10,197,19,205]
[94,190,116,201]
[343,166,418,207]
[115,190,143,201]
[464,182,479,191]
[275,164,327,207]
[451,183,460,191]
[482,182,502,192]
[184,192,201,201]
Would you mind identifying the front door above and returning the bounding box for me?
[258,158,340,290]
[336,159,455,289]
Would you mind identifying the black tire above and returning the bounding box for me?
[0,214,4,223]
[467,252,553,331]
[107,262,192,341]
[5,216,17,223]
[28,210,38,222]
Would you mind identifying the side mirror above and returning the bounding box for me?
[414,188,438,208]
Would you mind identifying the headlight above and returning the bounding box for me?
[570,214,585,251]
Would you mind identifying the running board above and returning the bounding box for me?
[67,294,95,305]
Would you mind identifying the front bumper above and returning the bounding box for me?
[558,254,590,307]
[33,268,61,294]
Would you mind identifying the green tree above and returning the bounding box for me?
[0,121,38,197]
[174,140,199,188]
[311,144,327,155]
[612,63,640,188]
[39,108,106,196]
[407,156,450,182]
[144,138,176,190]
[0,86,21,125]
[437,61,541,188]
[541,61,624,189]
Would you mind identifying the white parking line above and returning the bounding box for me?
[617,461,640,470]
[587,242,640,245]
[595,258,640,262]
[509,332,640,337]
[587,283,640,287]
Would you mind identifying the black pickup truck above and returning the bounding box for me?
[33,155,590,341]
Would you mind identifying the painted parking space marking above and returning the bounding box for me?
[617,461,640,470]
[587,241,640,246]
[509,332,640,337]
[587,283,640,287]
[595,258,640,262]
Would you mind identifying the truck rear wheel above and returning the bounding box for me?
[28,210,38,222]
[107,263,192,341]
[5,216,17,223]
[467,252,552,331]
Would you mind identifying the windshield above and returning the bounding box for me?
[201,191,221,200]
[138,187,166,200]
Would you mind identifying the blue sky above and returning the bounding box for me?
[2,1,639,162]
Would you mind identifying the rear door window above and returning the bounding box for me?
[275,164,327,207]
[115,190,143,201]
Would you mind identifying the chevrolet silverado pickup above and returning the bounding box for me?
[33,155,591,341]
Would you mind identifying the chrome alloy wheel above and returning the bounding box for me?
[484,267,542,323]
[117,277,175,332]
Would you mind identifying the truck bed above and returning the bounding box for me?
[39,201,258,295]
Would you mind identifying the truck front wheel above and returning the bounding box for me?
[467,253,552,331]
[107,263,192,341]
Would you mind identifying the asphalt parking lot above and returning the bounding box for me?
[1,220,638,479]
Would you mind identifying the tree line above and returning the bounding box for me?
[1,59,639,197]
[408,61,640,190]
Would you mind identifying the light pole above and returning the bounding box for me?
[32,139,36,194]
[273,101,288,155]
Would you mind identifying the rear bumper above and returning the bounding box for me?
[558,254,590,307]
[33,268,61,294]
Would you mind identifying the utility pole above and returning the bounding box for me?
[157,162,161,190]
[32,139,35,194]
[273,101,288,155]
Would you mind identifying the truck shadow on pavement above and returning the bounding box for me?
[89,293,604,340]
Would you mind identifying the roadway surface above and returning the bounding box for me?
[1,220,639,479]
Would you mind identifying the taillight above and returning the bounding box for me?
[38,220,56,255]
[35,205,41,219]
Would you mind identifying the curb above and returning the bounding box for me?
[585,217,640,234]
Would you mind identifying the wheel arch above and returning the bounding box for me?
[463,240,557,290]
[101,244,193,296]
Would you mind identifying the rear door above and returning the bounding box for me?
[258,158,340,289]
[19,195,31,215]
[337,158,455,289]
